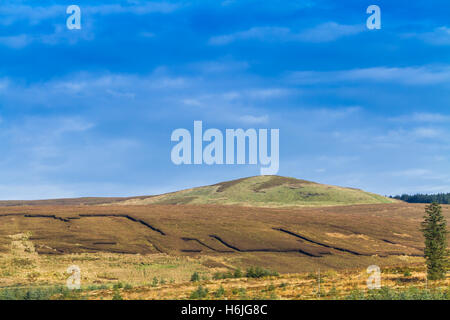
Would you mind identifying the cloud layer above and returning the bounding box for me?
[1,0,450,198]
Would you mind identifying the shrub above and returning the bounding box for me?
[113,282,124,289]
[190,272,200,282]
[327,286,339,298]
[124,283,133,290]
[265,284,276,292]
[213,286,225,298]
[0,285,69,300]
[190,286,208,299]
[234,268,243,278]
[345,286,450,300]
[245,266,279,278]
[112,288,123,300]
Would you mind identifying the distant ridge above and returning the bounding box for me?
[0,176,397,208]
[117,175,396,208]
[0,196,153,207]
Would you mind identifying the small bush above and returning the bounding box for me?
[190,272,200,282]
[306,272,318,280]
[112,288,123,300]
[213,286,225,298]
[265,284,276,292]
[124,283,133,290]
[245,266,279,278]
[234,268,243,278]
[346,286,450,300]
[190,286,208,299]
[0,285,70,300]
[326,286,339,298]
[113,282,124,289]
[269,292,278,300]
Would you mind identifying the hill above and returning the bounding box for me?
[0,176,396,208]
[117,175,396,207]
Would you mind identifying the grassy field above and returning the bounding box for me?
[0,229,446,300]
[0,248,448,300]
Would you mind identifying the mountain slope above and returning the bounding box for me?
[118,175,396,207]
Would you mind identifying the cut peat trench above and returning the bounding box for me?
[23,214,70,222]
[77,214,166,235]
[0,213,166,236]
[273,228,366,256]
[181,237,233,253]
[209,235,241,252]
[208,235,320,257]
[0,213,70,222]
[0,213,167,254]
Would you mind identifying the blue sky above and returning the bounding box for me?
[1,0,450,199]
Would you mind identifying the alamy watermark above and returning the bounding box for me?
[66,265,81,290]
[171,121,279,175]
[66,5,81,30]
[366,5,381,30]
[366,265,381,289]
[64,4,379,31]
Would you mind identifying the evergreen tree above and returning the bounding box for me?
[421,203,448,280]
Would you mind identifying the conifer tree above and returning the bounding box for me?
[421,203,448,280]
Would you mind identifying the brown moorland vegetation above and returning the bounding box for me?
[0,203,448,274]
[0,201,449,299]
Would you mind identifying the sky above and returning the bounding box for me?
[0,0,450,199]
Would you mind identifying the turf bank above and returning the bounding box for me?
[171,121,279,175]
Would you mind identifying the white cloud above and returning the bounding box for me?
[389,112,450,123]
[0,34,32,49]
[0,78,9,91]
[187,61,249,73]
[373,126,449,148]
[0,5,64,26]
[296,22,363,42]
[86,2,181,15]
[393,169,431,178]
[288,65,450,86]
[246,88,295,99]
[238,115,269,125]
[182,98,203,107]
[209,22,363,45]
[0,25,95,49]
[139,31,156,38]
[209,27,290,45]
[413,127,440,138]
[0,2,181,26]
[405,26,450,46]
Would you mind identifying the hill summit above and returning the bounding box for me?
[119,175,396,207]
